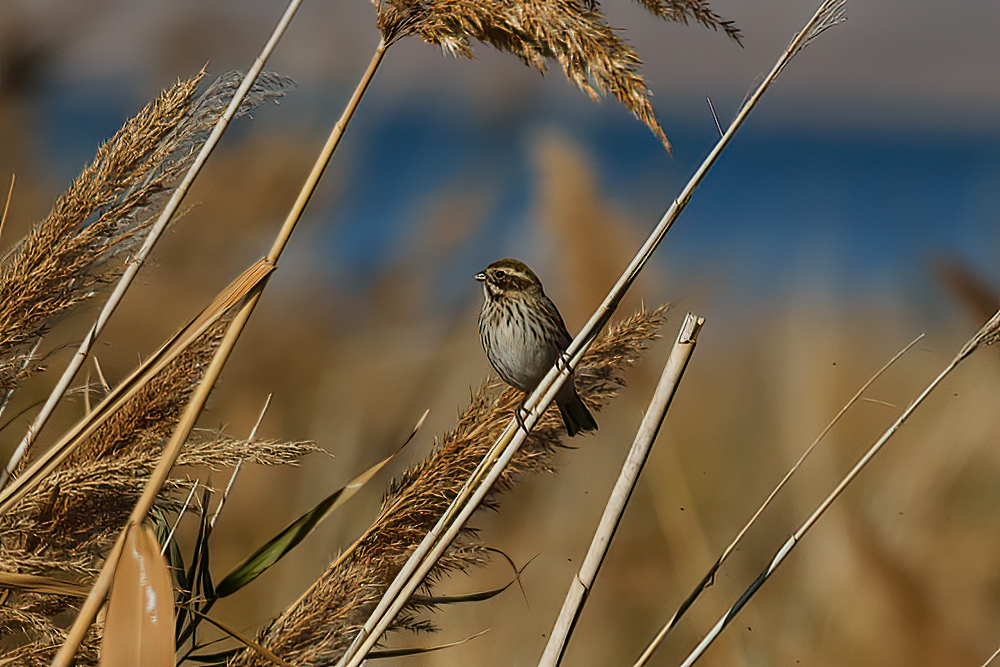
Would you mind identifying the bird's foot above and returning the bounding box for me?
[514,400,529,433]
[554,350,572,375]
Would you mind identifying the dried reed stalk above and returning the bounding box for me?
[981,644,1000,667]
[632,332,924,666]
[0,258,274,520]
[229,306,668,666]
[41,0,713,644]
[375,0,740,150]
[0,319,223,664]
[540,312,703,666]
[49,34,381,661]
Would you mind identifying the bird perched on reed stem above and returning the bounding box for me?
[475,258,597,436]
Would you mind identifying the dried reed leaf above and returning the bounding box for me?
[0,572,88,598]
[368,627,491,658]
[231,306,667,666]
[0,433,317,661]
[375,0,738,150]
[99,524,175,667]
[1,434,317,578]
[0,320,226,663]
[0,68,293,667]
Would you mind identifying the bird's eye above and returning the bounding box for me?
[495,269,507,280]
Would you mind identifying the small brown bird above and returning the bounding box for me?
[475,258,597,436]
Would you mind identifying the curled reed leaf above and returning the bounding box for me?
[99,525,175,667]
[375,0,739,150]
[231,306,668,667]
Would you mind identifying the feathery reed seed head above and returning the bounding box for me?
[231,306,668,666]
[374,0,739,150]
[0,70,292,404]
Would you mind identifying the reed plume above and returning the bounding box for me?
[374,0,739,150]
[231,305,668,666]
[0,70,291,420]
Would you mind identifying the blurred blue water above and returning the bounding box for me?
[36,82,1000,310]
[325,93,1000,306]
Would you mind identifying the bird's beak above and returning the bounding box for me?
[473,271,486,282]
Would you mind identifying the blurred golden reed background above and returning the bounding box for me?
[2,1,1000,665]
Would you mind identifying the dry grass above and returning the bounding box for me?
[0,6,735,663]
[0,69,291,445]
[6,2,999,666]
[231,306,667,666]
[0,54,666,666]
[0,73,308,666]
[375,0,740,150]
[0,310,318,665]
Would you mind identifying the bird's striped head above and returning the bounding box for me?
[474,258,543,299]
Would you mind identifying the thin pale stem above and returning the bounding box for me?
[981,644,1000,667]
[162,482,200,556]
[0,338,42,424]
[0,173,14,241]
[0,258,272,520]
[538,314,704,667]
[677,343,975,666]
[51,287,262,667]
[266,41,387,263]
[632,333,924,666]
[1,0,305,487]
[209,393,272,529]
[92,357,110,393]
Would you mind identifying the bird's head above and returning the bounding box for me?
[474,258,543,298]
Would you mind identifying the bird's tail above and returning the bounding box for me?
[557,384,598,437]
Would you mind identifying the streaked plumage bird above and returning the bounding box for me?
[475,258,597,436]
